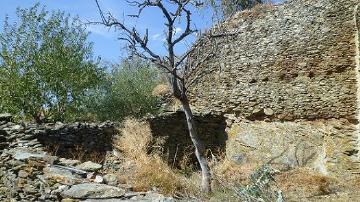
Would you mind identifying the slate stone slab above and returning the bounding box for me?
[76,161,102,172]
[61,183,126,199]
[13,149,46,161]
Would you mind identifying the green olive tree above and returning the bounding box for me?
[0,3,104,122]
[87,58,160,121]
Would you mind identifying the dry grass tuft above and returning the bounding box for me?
[114,118,200,196]
[212,159,257,187]
[132,156,184,194]
[114,118,152,160]
[152,84,171,97]
[275,168,340,198]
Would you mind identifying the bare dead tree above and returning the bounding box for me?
[94,0,213,193]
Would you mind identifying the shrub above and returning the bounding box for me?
[0,3,104,122]
[237,165,284,202]
[87,58,160,121]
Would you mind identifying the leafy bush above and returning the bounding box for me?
[87,58,161,121]
[237,165,284,202]
[0,3,104,122]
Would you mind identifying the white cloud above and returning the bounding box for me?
[174,27,183,35]
[152,33,161,40]
[86,25,114,38]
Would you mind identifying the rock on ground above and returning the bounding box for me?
[76,161,102,172]
[61,183,126,199]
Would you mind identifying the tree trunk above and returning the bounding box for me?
[181,98,211,193]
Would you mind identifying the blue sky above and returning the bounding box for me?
[0,0,284,63]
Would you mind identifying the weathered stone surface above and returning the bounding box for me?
[127,192,175,202]
[13,149,46,161]
[187,0,360,122]
[17,170,29,178]
[183,0,360,178]
[76,161,102,172]
[0,119,122,201]
[82,192,175,202]
[59,158,81,166]
[61,183,126,199]
[0,120,127,202]
[227,119,358,175]
[43,166,82,185]
[35,121,117,160]
[264,108,274,116]
[94,175,104,183]
[103,174,118,186]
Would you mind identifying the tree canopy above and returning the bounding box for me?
[86,58,161,121]
[0,3,104,122]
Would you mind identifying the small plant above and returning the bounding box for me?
[237,164,284,202]
[45,144,60,156]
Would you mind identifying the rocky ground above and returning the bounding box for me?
[2,112,360,202]
[0,113,175,202]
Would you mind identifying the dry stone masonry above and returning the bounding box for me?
[0,114,174,201]
[187,0,360,176]
[147,111,227,167]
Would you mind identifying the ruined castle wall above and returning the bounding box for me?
[186,0,360,176]
[187,0,360,121]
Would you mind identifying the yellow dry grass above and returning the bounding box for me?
[114,118,200,196]
[275,168,340,198]
[152,84,171,97]
[211,159,257,187]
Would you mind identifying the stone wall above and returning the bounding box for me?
[36,121,116,160]
[187,0,360,121]
[146,111,227,167]
[185,0,360,176]
[0,114,174,201]
[0,113,117,160]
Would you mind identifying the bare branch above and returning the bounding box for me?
[94,0,197,83]
[95,0,162,61]
[172,5,197,45]
[126,0,156,18]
